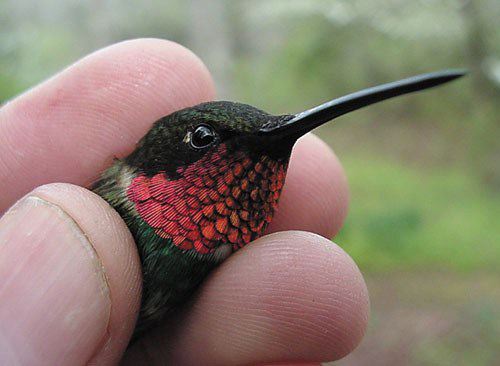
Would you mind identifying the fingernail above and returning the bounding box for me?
[0,196,111,365]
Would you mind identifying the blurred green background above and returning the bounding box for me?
[1,0,499,364]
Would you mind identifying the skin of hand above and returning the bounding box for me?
[0,39,369,366]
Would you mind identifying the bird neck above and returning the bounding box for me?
[126,144,289,256]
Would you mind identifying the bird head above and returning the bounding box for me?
[122,70,465,256]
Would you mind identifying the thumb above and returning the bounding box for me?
[0,184,142,365]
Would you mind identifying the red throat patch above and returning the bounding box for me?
[127,144,287,254]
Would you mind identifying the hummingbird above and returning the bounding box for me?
[92,69,465,336]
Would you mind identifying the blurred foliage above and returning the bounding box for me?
[338,272,500,365]
[337,155,500,272]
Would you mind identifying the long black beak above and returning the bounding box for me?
[259,69,466,137]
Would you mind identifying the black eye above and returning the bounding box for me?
[190,125,217,149]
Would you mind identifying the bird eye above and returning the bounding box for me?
[190,125,217,149]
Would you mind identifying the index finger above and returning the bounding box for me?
[0,38,215,212]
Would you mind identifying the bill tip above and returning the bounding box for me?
[440,68,468,79]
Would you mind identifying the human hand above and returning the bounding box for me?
[0,39,369,365]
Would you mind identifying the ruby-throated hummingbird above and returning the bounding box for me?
[92,70,465,336]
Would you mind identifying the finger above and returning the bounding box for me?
[0,38,215,212]
[267,133,349,238]
[0,183,142,365]
[123,231,369,366]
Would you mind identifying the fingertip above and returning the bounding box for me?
[2,183,142,365]
[0,193,111,365]
[31,183,142,364]
[126,231,368,365]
